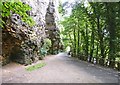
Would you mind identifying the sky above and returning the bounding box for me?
[60,0,75,16]
[60,0,89,16]
[61,0,75,4]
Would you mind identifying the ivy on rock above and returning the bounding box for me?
[1,0,35,28]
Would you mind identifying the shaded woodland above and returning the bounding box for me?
[60,2,120,70]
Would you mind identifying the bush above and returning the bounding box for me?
[40,38,52,57]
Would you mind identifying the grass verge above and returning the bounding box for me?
[25,62,46,71]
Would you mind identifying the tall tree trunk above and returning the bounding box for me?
[96,42,99,64]
[97,16,105,66]
[85,24,89,57]
[73,27,76,57]
[80,30,86,60]
[89,29,95,62]
[106,3,116,68]
[77,28,80,57]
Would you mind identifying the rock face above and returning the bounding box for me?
[1,0,61,65]
[45,1,62,54]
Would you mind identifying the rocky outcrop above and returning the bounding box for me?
[1,0,61,65]
[45,1,62,54]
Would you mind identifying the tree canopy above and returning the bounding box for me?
[60,2,120,70]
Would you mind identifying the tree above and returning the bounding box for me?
[60,1,120,70]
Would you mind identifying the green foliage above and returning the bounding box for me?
[1,0,35,27]
[60,2,120,69]
[58,2,65,16]
[40,48,47,57]
[43,38,52,49]
[25,62,46,71]
[40,38,52,57]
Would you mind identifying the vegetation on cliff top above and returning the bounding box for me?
[0,0,35,28]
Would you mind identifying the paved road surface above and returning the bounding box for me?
[2,53,119,83]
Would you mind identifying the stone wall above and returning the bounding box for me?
[1,0,61,65]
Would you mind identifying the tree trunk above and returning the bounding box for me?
[85,24,89,58]
[77,28,80,57]
[73,27,76,57]
[89,29,95,62]
[106,3,116,68]
[97,16,105,66]
[95,42,99,64]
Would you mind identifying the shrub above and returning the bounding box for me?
[40,38,52,57]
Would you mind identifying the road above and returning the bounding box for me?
[2,53,119,83]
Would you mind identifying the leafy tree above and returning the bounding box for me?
[60,2,120,70]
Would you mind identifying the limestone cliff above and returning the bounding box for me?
[1,0,61,65]
[45,1,62,54]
